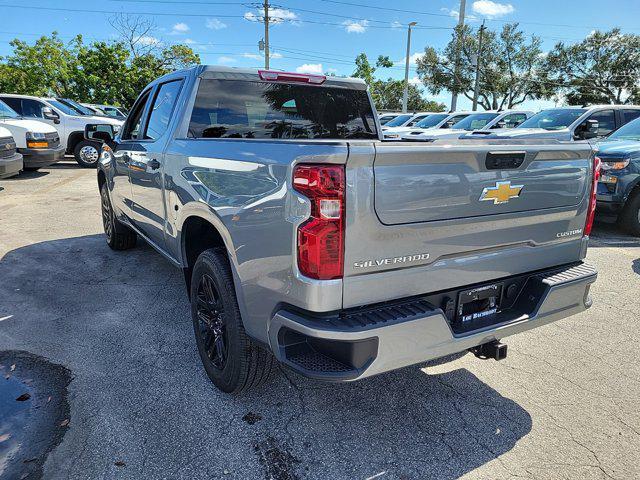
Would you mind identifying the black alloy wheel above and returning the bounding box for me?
[195,274,228,370]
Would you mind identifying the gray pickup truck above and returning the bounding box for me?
[89,66,598,394]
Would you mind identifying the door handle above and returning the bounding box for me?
[148,159,161,170]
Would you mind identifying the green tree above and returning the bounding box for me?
[545,29,640,105]
[375,79,446,111]
[3,33,82,97]
[416,23,554,110]
[352,53,442,112]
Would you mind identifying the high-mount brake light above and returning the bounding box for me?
[258,70,326,85]
[584,156,602,236]
[293,164,345,280]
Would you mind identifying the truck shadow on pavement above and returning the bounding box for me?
[0,234,532,480]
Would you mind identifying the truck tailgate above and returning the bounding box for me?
[374,144,589,224]
[342,141,593,309]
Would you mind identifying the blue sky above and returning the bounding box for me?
[1,0,639,110]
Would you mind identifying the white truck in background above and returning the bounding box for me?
[0,94,123,168]
[0,99,64,171]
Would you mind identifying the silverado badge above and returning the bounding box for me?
[479,181,523,205]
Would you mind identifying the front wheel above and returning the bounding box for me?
[74,140,100,168]
[618,190,640,236]
[100,183,137,250]
[190,248,275,394]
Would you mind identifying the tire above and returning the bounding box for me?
[74,140,101,168]
[190,248,275,394]
[618,190,640,236]
[100,183,137,250]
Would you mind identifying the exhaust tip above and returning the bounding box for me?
[471,340,508,361]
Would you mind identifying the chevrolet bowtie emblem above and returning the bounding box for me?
[479,181,523,205]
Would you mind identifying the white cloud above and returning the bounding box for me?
[395,52,425,66]
[409,76,422,86]
[342,19,369,33]
[472,1,514,18]
[244,7,298,25]
[206,18,227,30]
[135,35,160,46]
[441,7,479,21]
[296,63,323,74]
[184,38,196,44]
[390,20,402,29]
[218,56,237,64]
[171,22,190,35]
[241,52,283,60]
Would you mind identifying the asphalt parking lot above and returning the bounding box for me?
[1,160,639,480]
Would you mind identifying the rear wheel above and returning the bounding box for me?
[190,248,274,394]
[74,140,100,168]
[100,183,137,250]
[618,190,640,236]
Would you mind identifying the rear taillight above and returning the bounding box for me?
[293,164,345,280]
[584,156,602,236]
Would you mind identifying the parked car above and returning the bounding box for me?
[0,94,123,168]
[89,66,598,394]
[403,110,533,141]
[595,117,640,235]
[465,105,640,141]
[380,112,433,132]
[0,99,65,171]
[0,126,23,179]
[82,103,128,121]
[384,111,472,140]
[378,112,402,125]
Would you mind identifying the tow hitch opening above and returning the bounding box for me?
[471,340,508,361]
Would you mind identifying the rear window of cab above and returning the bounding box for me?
[188,79,378,140]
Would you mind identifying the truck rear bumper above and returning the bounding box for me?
[268,262,597,381]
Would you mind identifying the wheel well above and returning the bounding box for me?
[67,131,85,154]
[181,216,226,295]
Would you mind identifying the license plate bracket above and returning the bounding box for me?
[457,283,502,323]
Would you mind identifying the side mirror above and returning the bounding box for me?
[577,119,599,139]
[85,124,115,143]
[42,107,60,124]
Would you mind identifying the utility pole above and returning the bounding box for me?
[263,0,270,69]
[402,22,417,113]
[472,20,486,111]
[450,0,466,111]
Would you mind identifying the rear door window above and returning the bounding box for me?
[122,90,151,141]
[188,79,377,139]
[621,109,640,125]
[144,80,183,140]
[588,109,616,136]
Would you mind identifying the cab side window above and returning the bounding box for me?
[1,97,23,114]
[501,113,527,128]
[22,99,46,118]
[121,91,151,140]
[588,110,616,136]
[621,109,640,125]
[144,80,183,141]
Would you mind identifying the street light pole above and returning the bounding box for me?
[263,0,270,69]
[402,21,417,114]
[450,0,466,111]
[472,20,486,111]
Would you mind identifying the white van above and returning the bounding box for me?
[0,126,23,179]
[0,94,123,167]
[0,99,64,170]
